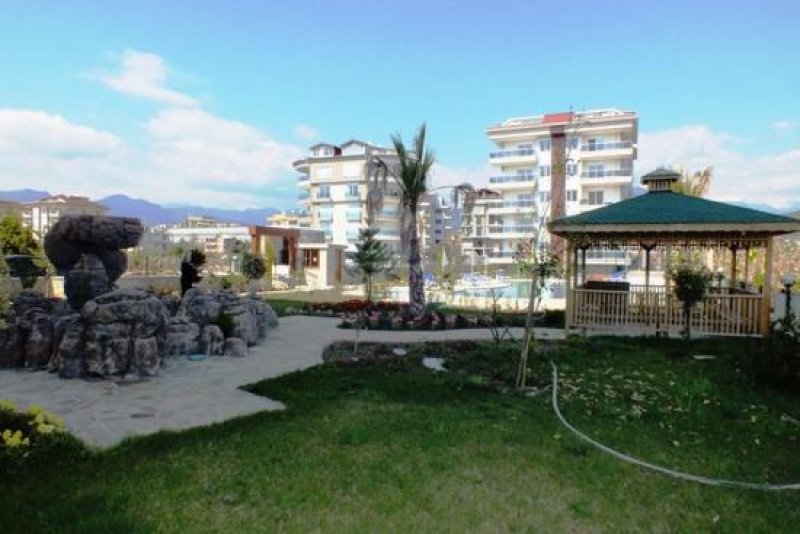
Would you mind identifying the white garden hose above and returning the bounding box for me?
[549,361,800,491]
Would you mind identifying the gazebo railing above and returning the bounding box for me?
[570,287,762,336]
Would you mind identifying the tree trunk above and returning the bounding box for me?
[408,212,426,316]
[517,269,537,389]
[684,303,692,340]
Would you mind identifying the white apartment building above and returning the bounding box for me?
[267,209,312,229]
[21,194,107,240]
[470,108,638,271]
[293,140,404,253]
[418,192,457,263]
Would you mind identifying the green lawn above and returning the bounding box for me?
[1,337,799,532]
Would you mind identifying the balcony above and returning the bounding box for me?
[580,141,632,152]
[580,169,631,179]
[297,175,310,187]
[580,141,634,160]
[489,174,536,185]
[488,225,537,235]
[488,148,537,165]
[298,191,310,201]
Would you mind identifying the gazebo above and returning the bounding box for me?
[549,168,800,336]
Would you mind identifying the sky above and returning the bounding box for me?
[0,0,798,210]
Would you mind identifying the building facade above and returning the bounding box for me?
[21,195,107,240]
[293,139,404,253]
[474,108,638,271]
[267,209,312,228]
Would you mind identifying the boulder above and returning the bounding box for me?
[224,337,248,357]
[65,254,110,310]
[201,325,225,356]
[132,337,160,376]
[23,312,54,369]
[56,319,85,378]
[0,321,23,368]
[263,301,279,328]
[164,319,201,356]
[179,288,221,326]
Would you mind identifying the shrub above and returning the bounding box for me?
[214,312,235,338]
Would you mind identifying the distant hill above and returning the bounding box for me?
[0,189,49,203]
[0,190,278,226]
[98,195,278,226]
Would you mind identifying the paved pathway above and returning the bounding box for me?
[0,317,563,448]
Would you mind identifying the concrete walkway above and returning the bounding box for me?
[0,316,563,448]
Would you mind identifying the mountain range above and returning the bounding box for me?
[0,190,278,226]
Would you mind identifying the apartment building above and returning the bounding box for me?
[267,209,312,228]
[21,194,107,240]
[418,192,457,263]
[475,108,638,271]
[293,139,404,253]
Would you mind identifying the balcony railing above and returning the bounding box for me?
[580,141,632,152]
[297,175,309,182]
[298,192,310,200]
[485,200,535,209]
[488,225,537,234]
[489,174,536,184]
[489,148,535,159]
[580,169,632,178]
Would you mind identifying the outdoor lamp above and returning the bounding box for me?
[782,272,795,320]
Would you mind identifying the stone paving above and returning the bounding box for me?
[0,316,563,448]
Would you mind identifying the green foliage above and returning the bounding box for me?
[0,214,38,255]
[353,228,390,302]
[241,252,266,281]
[669,264,712,339]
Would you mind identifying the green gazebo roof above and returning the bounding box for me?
[549,191,800,236]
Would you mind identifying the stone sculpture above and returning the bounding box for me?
[44,214,143,310]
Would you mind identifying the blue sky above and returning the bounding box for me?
[1,0,798,209]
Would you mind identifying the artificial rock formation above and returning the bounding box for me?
[44,215,143,310]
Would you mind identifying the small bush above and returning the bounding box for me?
[214,312,235,338]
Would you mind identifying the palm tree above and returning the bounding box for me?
[365,123,436,316]
[672,166,712,197]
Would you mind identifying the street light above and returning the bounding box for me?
[782,272,795,320]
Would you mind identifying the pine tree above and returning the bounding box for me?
[353,228,390,303]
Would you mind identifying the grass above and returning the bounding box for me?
[1,337,799,532]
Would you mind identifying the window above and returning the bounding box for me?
[434,218,442,225]
[343,162,360,177]
[566,190,578,202]
[538,191,551,202]
[317,185,330,199]
[319,208,333,222]
[346,184,359,198]
[566,163,577,176]
[346,229,360,240]
[539,139,551,151]
[586,191,604,205]
[567,136,579,150]
[539,165,551,177]
[346,208,361,222]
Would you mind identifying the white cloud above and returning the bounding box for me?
[97,49,198,107]
[145,108,304,190]
[0,109,120,156]
[0,107,306,209]
[431,162,492,191]
[773,120,795,132]
[638,124,800,209]
[293,124,319,141]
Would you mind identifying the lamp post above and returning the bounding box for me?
[782,272,795,320]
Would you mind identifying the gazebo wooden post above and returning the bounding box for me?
[743,244,751,288]
[761,237,774,336]
[580,246,587,285]
[565,239,574,329]
[572,246,579,287]
[730,245,738,290]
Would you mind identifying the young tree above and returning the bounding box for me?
[365,123,436,316]
[670,264,712,339]
[0,214,38,255]
[672,166,712,197]
[353,228,389,303]
[241,252,266,281]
